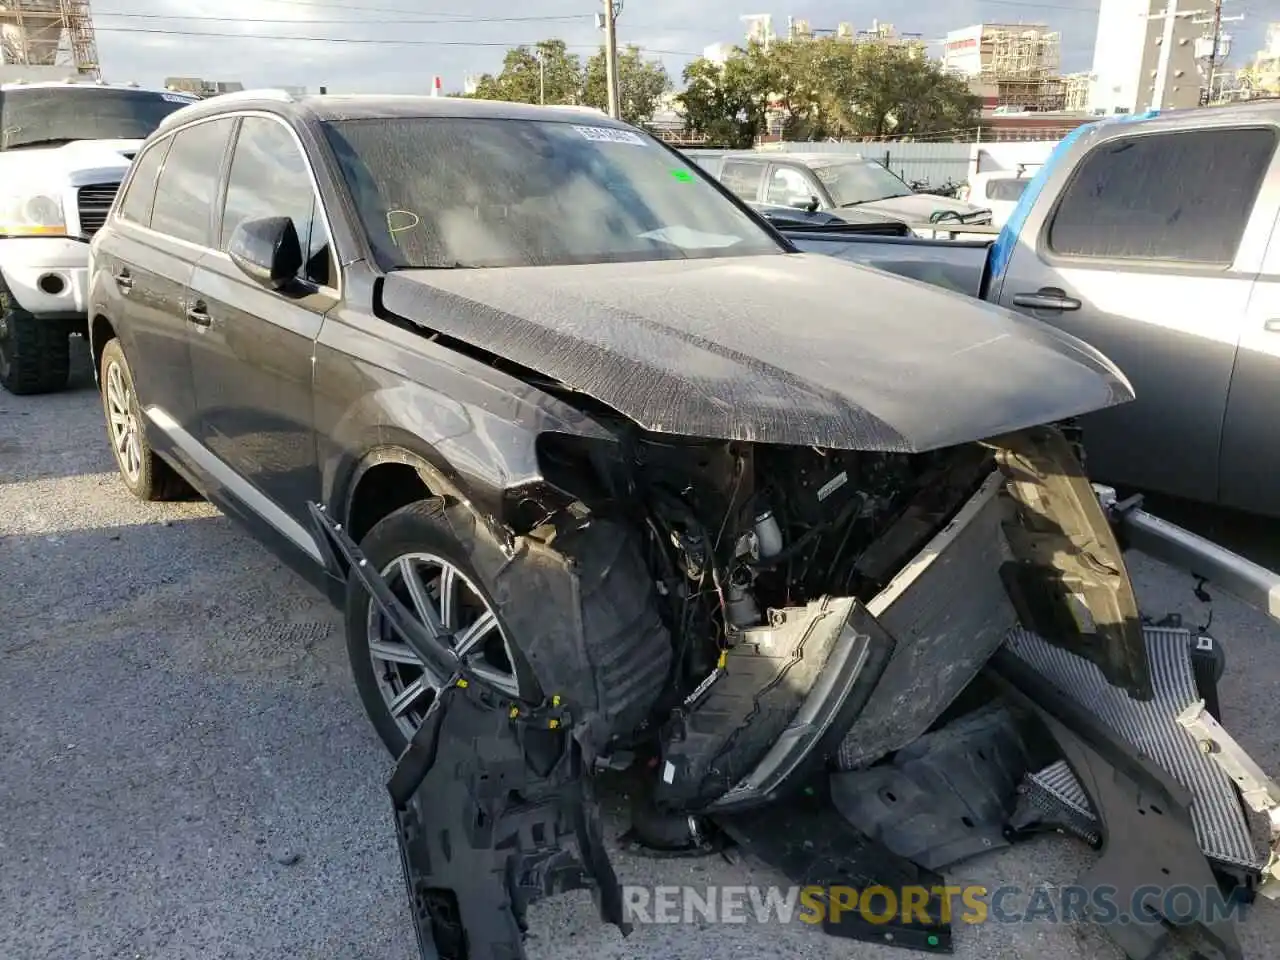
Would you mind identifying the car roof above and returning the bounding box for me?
[718,151,877,168]
[0,79,182,95]
[155,90,624,135]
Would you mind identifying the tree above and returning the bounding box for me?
[676,45,771,148]
[834,45,980,139]
[469,39,584,106]
[582,45,671,125]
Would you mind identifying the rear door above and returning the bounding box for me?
[995,125,1278,504]
[104,117,236,437]
[1219,150,1280,517]
[187,113,338,548]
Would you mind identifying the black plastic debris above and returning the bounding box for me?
[715,784,954,954]
[829,703,1033,871]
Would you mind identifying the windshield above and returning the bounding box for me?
[813,160,915,207]
[321,116,784,270]
[986,178,1031,202]
[0,87,196,149]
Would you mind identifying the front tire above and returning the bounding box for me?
[0,279,70,395]
[346,498,527,756]
[99,338,188,501]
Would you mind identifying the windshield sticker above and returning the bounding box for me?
[813,167,840,184]
[573,125,646,145]
[162,93,198,103]
[669,169,694,182]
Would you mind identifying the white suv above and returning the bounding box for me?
[0,80,197,394]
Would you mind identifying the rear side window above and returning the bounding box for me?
[986,178,1029,202]
[1047,127,1277,265]
[720,160,764,201]
[116,138,172,227]
[150,117,235,246]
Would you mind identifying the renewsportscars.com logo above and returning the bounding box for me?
[621,883,1251,927]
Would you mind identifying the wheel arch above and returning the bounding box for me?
[89,312,116,386]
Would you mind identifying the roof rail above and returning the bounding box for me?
[202,88,296,104]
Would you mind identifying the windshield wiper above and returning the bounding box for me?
[839,194,910,208]
[2,137,85,150]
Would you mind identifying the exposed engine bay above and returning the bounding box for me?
[537,431,996,742]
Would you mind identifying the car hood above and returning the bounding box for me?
[2,138,139,180]
[380,253,1133,453]
[855,193,988,222]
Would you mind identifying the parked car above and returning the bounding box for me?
[703,151,993,232]
[91,90,1193,956]
[957,170,1033,228]
[781,103,1280,519]
[0,79,199,394]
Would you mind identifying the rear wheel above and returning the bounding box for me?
[0,279,70,395]
[99,338,189,501]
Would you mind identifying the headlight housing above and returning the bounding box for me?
[0,190,67,237]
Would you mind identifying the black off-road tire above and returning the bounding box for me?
[0,278,71,395]
[347,498,671,758]
[99,338,189,501]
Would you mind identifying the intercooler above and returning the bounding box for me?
[831,468,1262,874]
[1009,625,1263,874]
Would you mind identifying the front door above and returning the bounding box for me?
[187,114,338,550]
[995,125,1277,504]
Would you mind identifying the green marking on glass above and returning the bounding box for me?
[670,169,693,182]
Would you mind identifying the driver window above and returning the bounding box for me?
[766,166,815,206]
[220,116,333,287]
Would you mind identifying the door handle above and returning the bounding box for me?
[112,269,133,292]
[1012,287,1082,311]
[185,300,211,327]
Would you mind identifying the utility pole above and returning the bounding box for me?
[1193,1,1243,104]
[602,0,621,119]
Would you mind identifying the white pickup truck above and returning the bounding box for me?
[0,80,198,394]
[779,102,1280,520]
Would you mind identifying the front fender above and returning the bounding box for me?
[314,310,619,528]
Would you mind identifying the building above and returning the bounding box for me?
[1088,0,1201,115]
[0,0,99,78]
[702,42,735,65]
[1063,72,1093,111]
[943,23,1065,112]
[1237,23,1280,99]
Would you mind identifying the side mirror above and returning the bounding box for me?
[787,194,820,213]
[228,216,303,290]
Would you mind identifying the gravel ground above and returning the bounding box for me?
[2,344,1278,960]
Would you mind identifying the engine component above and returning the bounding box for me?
[753,509,783,558]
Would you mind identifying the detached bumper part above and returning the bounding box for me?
[391,684,629,960]
[307,502,629,960]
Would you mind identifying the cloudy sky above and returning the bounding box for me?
[92,0,1270,93]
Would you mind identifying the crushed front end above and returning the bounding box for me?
[314,422,1275,960]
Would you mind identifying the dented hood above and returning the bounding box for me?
[380,253,1133,452]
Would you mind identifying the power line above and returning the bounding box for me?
[94,11,593,27]
[89,23,703,57]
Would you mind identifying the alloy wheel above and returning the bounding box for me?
[367,551,520,740]
[105,359,142,483]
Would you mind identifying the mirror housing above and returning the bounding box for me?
[787,194,820,213]
[228,216,303,290]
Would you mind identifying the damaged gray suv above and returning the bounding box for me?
[88,92,1172,954]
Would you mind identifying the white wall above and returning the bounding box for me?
[1090,0,1202,114]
